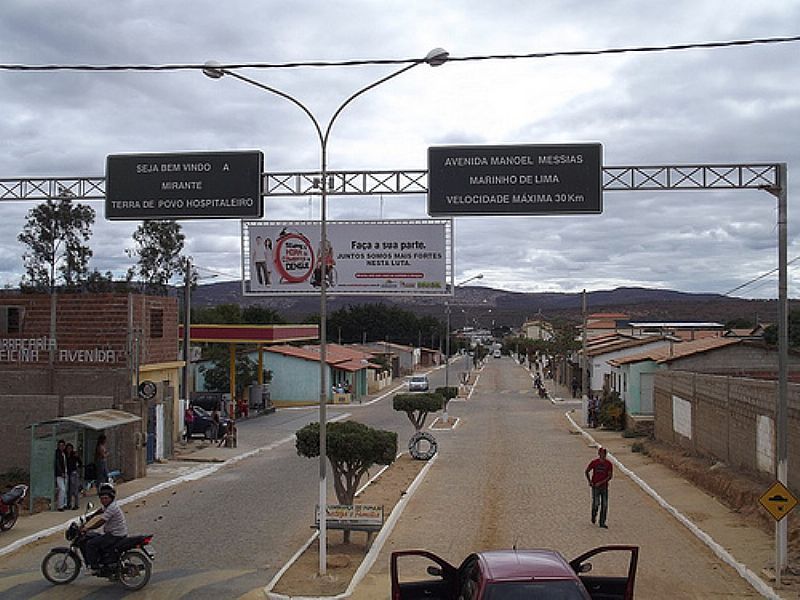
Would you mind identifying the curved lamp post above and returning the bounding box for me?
[443,273,483,423]
[203,48,448,575]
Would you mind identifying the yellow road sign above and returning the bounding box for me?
[759,481,798,521]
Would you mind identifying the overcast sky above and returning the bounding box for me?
[1,0,798,300]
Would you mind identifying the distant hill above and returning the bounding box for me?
[189,281,789,327]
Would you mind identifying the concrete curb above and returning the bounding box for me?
[264,452,439,599]
[565,411,785,600]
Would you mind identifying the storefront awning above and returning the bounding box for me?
[52,409,141,431]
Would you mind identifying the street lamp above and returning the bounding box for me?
[203,48,448,575]
[444,273,483,423]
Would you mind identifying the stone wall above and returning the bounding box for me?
[654,370,800,487]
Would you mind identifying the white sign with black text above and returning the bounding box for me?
[242,220,451,296]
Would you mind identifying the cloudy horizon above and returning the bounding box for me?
[1,1,798,300]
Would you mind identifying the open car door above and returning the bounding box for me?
[569,545,639,600]
[391,550,459,600]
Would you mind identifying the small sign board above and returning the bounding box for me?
[315,504,384,526]
[758,480,797,521]
[427,143,602,216]
[105,150,263,220]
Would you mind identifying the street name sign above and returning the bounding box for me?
[759,480,798,521]
[427,143,602,216]
[105,150,264,220]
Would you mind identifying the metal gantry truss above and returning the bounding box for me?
[0,163,781,201]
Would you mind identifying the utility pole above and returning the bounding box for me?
[182,257,192,412]
[582,289,589,425]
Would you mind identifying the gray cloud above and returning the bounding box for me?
[0,0,797,301]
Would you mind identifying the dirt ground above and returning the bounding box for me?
[269,453,428,597]
[637,437,800,561]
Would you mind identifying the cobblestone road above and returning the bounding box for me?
[352,357,760,598]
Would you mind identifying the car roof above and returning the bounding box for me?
[477,549,577,582]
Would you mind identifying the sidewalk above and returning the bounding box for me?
[0,429,275,559]
[0,382,398,560]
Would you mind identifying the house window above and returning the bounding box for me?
[149,308,163,338]
[0,306,24,334]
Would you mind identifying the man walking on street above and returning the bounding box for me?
[585,446,613,528]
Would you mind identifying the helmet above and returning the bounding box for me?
[98,482,116,499]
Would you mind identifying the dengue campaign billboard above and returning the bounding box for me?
[242,220,451,296]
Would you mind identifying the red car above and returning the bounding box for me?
[391,545,638,599]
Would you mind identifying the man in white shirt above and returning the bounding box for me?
[82,482,128,571]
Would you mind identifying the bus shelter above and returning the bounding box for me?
[28,409,141,512]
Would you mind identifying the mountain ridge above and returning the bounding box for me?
[189,281,787,326]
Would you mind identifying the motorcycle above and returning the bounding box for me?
[41,504,155,591]
[0,484,28,532]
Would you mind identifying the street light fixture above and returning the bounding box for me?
[202,48,448,575]
[444,273,483,423]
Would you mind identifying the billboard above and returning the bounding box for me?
[105,150,263,220]
[242,220,451,296]
[427,143,602,216]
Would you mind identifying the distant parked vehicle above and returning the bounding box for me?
[187,406,230,440]
[407,375,429,392]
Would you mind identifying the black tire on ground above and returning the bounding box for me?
[0,505,18,531]
[41,549,80,585]
[408,431,438,460]
[118,549,152,591]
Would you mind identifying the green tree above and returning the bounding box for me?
[393,392,443,431]
[295,420,397,542]
[326,303,444,346]
[764,311,800,348]
[85,269,134,293]
[127,220,185,295]
[18,191,95,292]
[198,346,261,397]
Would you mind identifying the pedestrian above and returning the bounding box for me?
[210,408,220,440]
[589,395,600,428]
[54,439,67,511]
[65,442,82,510]
[184,405,195,441]
[585,447,613,528]
[571,376,580,398]
[94,434,109,489]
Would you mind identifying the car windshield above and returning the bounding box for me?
[193,406,210,417]
[411,377,426,383]
[483,580,588,600]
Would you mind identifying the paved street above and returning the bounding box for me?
[0,356,772,598]
[351,357,762,598]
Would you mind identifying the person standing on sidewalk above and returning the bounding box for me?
[53,439,67,511]
[65,442,82,510]
[585,446,613,528]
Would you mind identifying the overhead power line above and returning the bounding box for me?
[723,255,800,297]
[0,35,798,72]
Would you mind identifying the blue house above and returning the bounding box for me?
[264,343,380,405]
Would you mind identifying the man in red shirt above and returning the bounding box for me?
[585,447,613,528]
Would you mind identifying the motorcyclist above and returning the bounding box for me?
[81,482,128,572]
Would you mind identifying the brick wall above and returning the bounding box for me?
[0,293,178,369]
[654,370,800,487]
[0,395,59,473]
